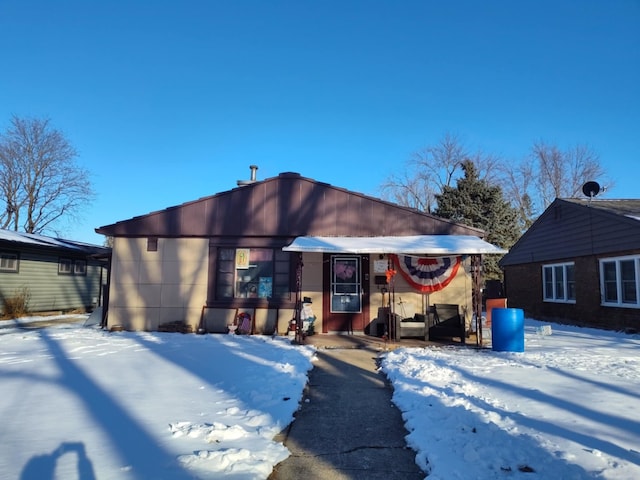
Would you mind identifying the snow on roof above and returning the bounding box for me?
[0,229,107,253]
[283,235,507,255]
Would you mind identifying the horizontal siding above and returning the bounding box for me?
[502,200,640,266]
[590,215,640,252]
[0,251,105,314]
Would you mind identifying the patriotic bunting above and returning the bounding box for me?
[390,254,463,293]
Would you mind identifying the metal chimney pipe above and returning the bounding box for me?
[237,165,259,187]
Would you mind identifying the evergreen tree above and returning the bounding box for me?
[434,160,520,280]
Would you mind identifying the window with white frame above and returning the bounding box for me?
[59,258,87,276]
[600,255,640,307]
[74,259,87,275]
[543,262,575,302]
[0,252,19,272]
[59,258,73,274]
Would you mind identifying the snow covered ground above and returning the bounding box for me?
[382,319,640,479]
[0,318,315,480]
[0,315,638,479]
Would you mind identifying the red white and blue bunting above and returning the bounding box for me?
[390,254,464,293]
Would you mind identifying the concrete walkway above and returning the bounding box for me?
[269,336,425,480]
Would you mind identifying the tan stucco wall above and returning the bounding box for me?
[388,256,474,328]
[295,252,324,332]
[107,243,474,334]
[296,253,474,334]
[108,237,209,331]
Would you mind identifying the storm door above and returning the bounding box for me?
[323,254,369,333]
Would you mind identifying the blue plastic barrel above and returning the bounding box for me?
[491,308,524,352]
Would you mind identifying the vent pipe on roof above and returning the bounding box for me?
[237,165,259,186]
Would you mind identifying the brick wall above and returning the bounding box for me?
[503,255,639,332]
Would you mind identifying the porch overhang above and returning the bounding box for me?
[282,235,507,255]
[284,235,506,345]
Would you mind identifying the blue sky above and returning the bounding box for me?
[1,0,638,245]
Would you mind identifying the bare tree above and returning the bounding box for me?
[535,141,608,204]
[382,135,611,234]
[414,132,468,189]
[465,149,505,185]
[0,149,22,231]
[0,116,93,235]
[499,140,610,229]
[380,132,504,213]
[499,159,536,231]
[379,169,433,212]
[380,133,467,212]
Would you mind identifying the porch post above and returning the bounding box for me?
[294,253,305,344]
[471,254,483,347]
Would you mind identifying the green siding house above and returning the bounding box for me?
[0,229,110,316]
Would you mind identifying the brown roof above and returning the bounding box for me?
[563,198,640,218]
[500,198,640,266]
[96,172,484,239]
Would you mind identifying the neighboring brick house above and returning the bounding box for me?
[0,229,110,316]
[96,170,505,335]
[499,198,640,331]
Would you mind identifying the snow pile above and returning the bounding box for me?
[381,319,640,479]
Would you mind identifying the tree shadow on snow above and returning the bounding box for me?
[22,329,195,480]
[447,361,640,467]
[130,332,314,419]
[387,364,601,477]
[392,355,638,478]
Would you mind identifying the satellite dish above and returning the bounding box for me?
[582,181,600,198]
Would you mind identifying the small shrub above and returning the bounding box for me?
[2,286,31,318]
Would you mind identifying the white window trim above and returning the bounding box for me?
[0,252,19,272]
[542,262,576,303]
[599,255,640,309]
[59,257,87,276]
[74,259,87,275]
[59,258,73,274]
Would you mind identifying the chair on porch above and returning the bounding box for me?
[429,304,466,344]
[395,313,428,340]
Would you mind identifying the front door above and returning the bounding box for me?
[322,254,369,333]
